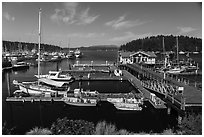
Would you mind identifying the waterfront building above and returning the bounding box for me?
[119,51,134,64]
[119,51,156,65]
[131,51,157,64]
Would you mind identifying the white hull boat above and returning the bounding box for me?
[63,97,97,106]
[35,71,75,82]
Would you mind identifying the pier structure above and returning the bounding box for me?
[6,64,166,110]
[119,63,202,114]
[122,70,166,109]
[73,61,114,68]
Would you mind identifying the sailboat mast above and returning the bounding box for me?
[162,37,166,68]
[68,38,70,52]
[176,36,179,64]
[38,8,41,85]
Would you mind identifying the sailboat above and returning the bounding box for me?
[193,46,199,54]
[13,9,69,96]
[166,36,185,74]
[66,39,75,59]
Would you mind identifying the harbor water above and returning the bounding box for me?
[2,50,201,134]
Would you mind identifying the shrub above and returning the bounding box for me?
[94,121,132,135]
[179,113,202,135]
[50,117,95,135]
[2,122,14,135]
[26,127,52,135]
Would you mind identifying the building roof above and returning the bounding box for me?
[131,51,157,58]
[120,52,135,58]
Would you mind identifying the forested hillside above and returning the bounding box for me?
[2,41,62,52]
[120,35,202,52]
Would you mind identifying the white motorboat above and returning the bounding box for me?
[73,88,99,97]
[107,97,143,111]
[74,49,81,58]
[12,62,29,70]
[35,71,75,82]
[166,66,185,74]
[114,103,142,111]
[66,51,75,59]
[62,97,97,106]
[114,69,122,76]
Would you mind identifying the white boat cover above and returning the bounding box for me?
[39,78,65,87]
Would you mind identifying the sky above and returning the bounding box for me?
[2,2,202,48]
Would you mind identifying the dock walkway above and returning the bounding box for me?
[122,70,166,109]
[120,64,202,109]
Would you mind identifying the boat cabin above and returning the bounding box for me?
[47,71,71,79]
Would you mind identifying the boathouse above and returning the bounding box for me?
[119,51,157,65]
[130,51,157,64]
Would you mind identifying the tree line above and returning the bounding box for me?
[2,40,62,52]
[119,35,202,52]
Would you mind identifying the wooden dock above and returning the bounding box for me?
[73,63,114,68]
[120,64,202,110]
[6,96,63,102]
[122,70,166,109]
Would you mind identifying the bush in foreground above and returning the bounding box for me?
[2,122,14,135]
[20,112,202,135]
[95,121,132,135]
[50,117,95,135]
[179,113,202,135]
[26,127,52,135]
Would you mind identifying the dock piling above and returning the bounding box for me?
[6,73,11,97]
[167,107,171,115]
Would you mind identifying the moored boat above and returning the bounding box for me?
[35,71,75,82]
[114,102,142,111]
[50,55,62,62]
[13,78,70,96]
[74,49,81,58]
[62,97,97,106]
[114,69,122,76]
[66,51,75,59]
[12,62,29,70]
[166,66,185,74]
[107,97,143,111]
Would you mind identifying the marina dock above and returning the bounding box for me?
[5,63,201,113]
[120,63,202,112]
[6,67,166,110]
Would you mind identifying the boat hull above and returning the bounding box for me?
[64,101,97,106]
[114,103,142,111]
[63,97,97,106]
[12,65,29,71]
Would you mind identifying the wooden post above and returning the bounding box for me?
[167,107,171,115]
[178,115,182,125]
[6,73,11,97]
[163,72,166,79]
[183,98,186,111]
[172,96,174,104]
[165,88,168,98]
